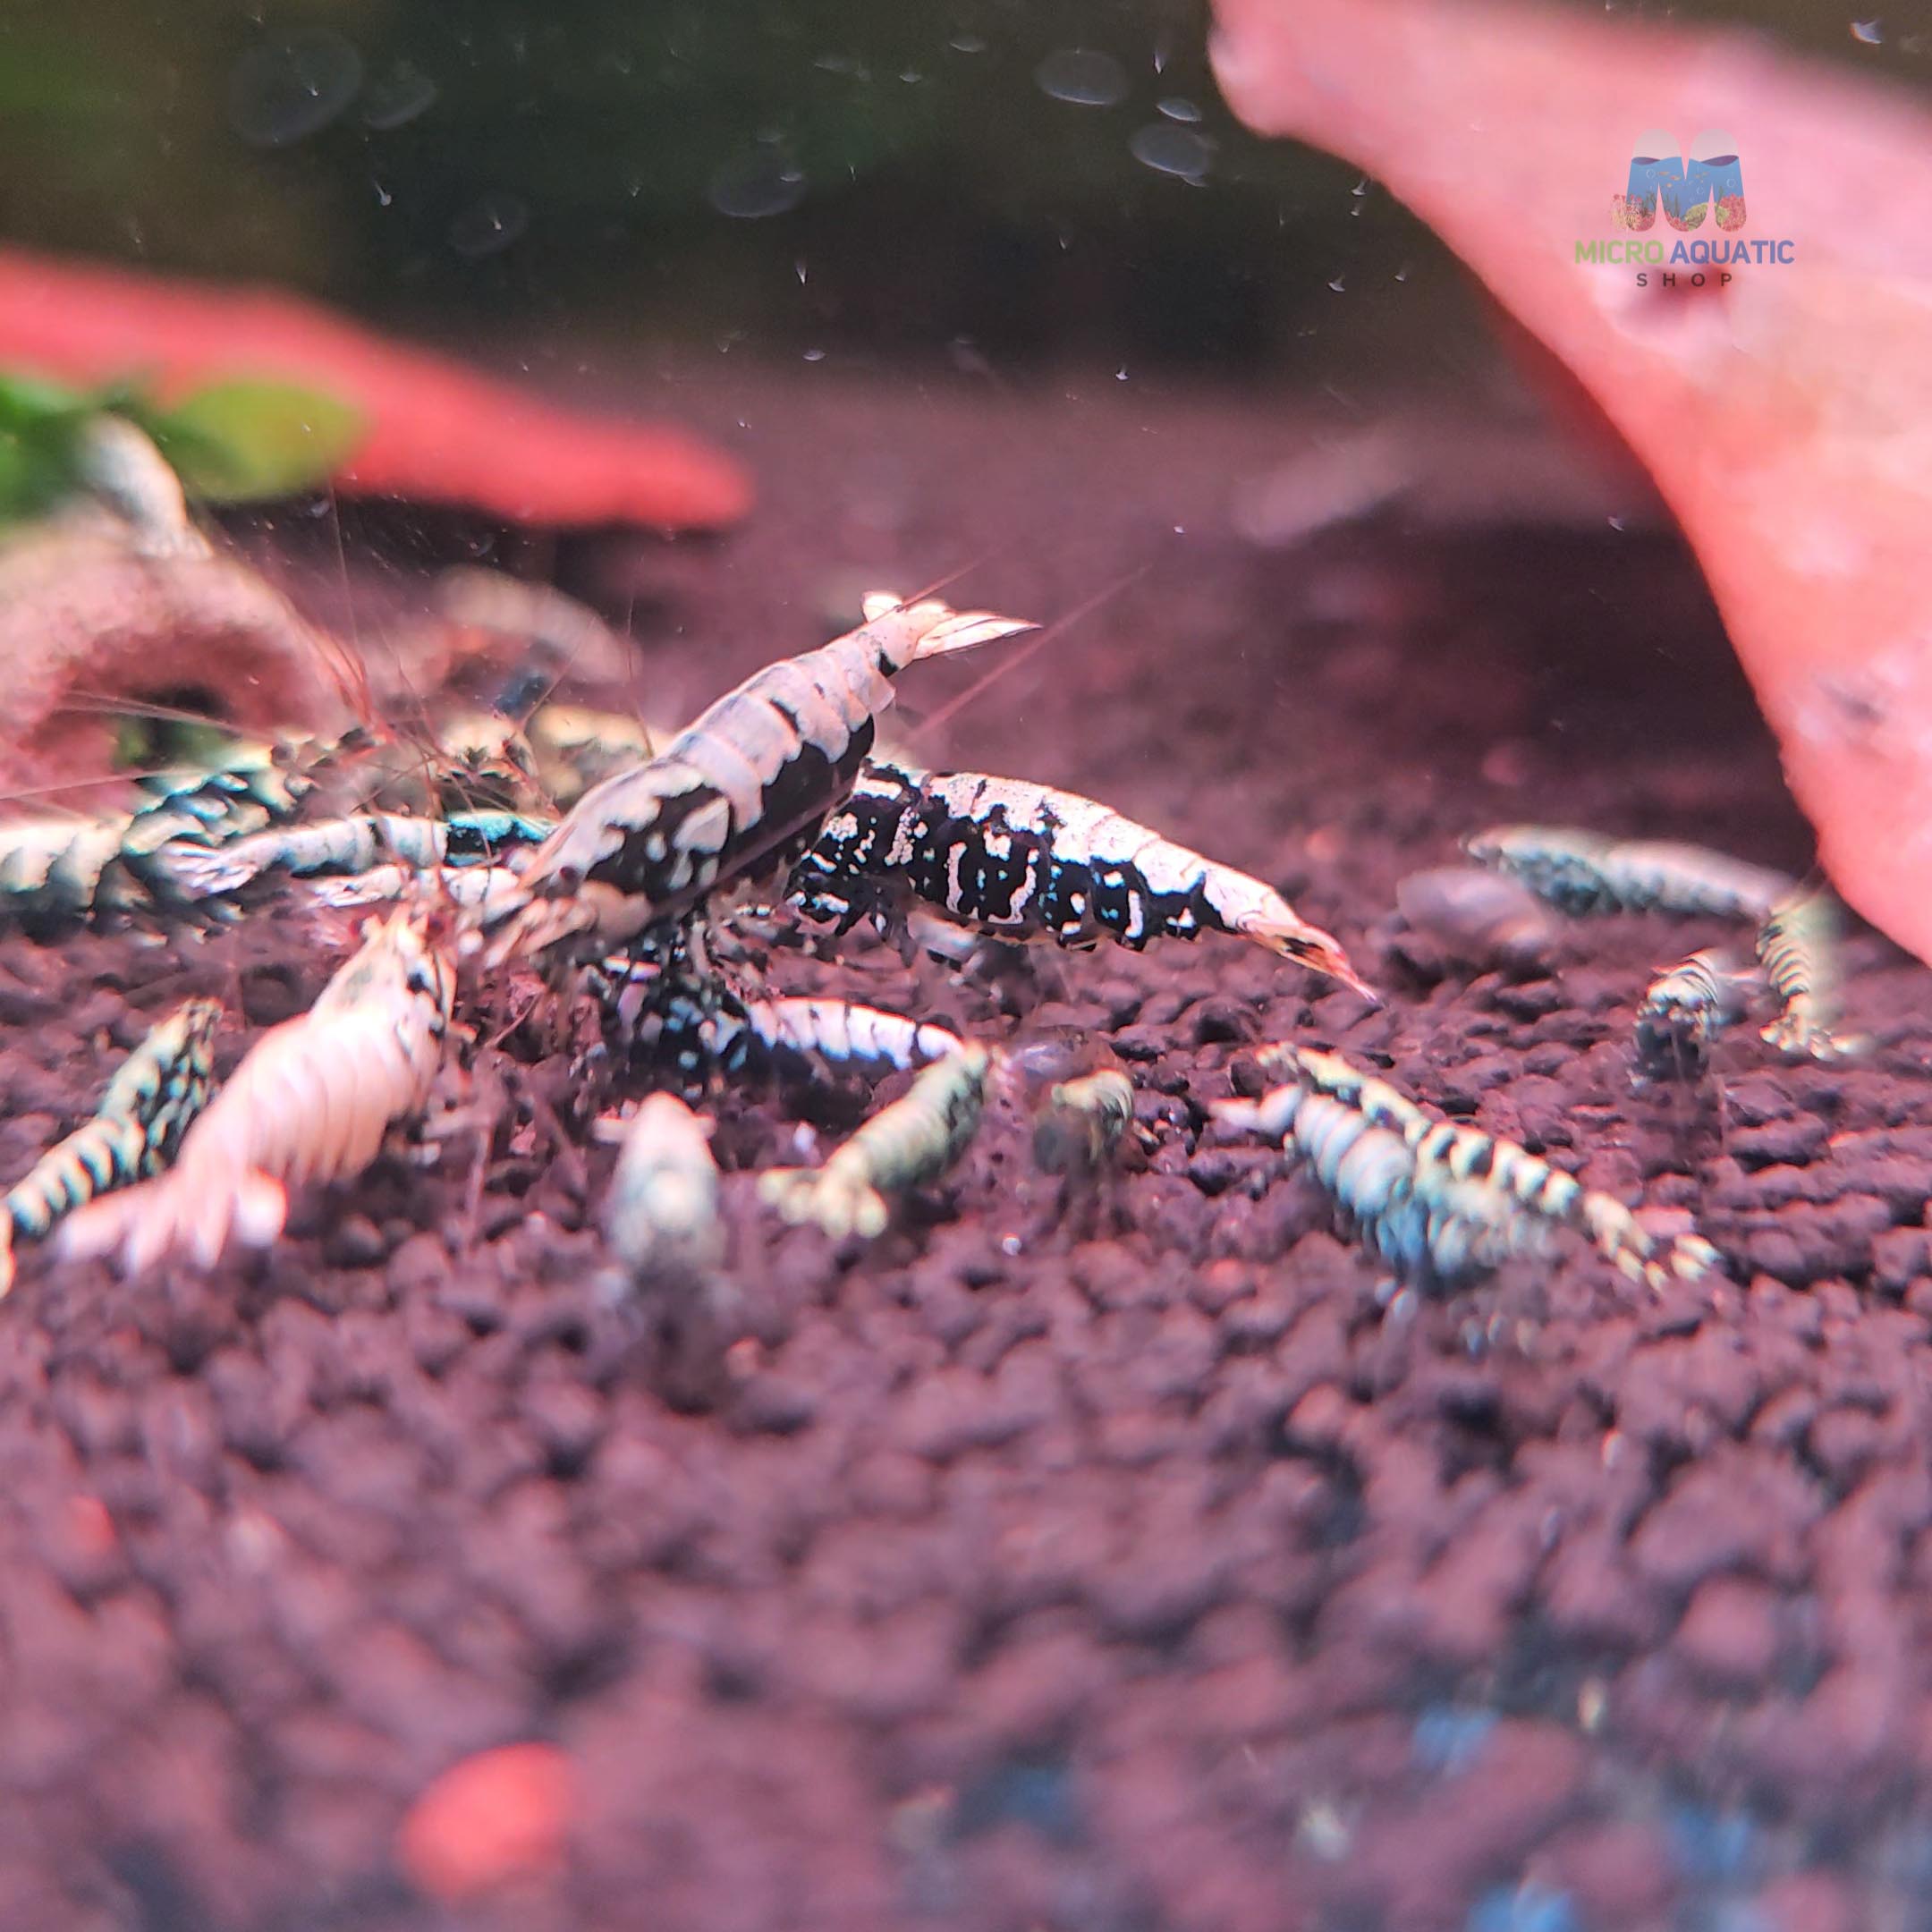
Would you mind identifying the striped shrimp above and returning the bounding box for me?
[160,809,556,900]
[131,727,368,843]
[758,1042,996,1240]
[597,1093,724,1289]
[61,907,455,1272]
[1756,886,1866,1062]
[1250,1044,1721,1289]
[1216,1080,1543,1290]
[476,592,1035,968]
[708,994,966,1076]
[0,813,151,923]
[0,727,376,928]
[787,758,1370,995]
[0,997,222,1295]
[1033,1068,1138,1176]
[1463,826,1793,923]
[1635,946,1755,1080]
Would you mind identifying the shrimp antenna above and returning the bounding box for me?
[907,562,1149,750]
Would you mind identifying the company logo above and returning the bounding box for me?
[1575,131,1793,276]
[1614,128,1745,232]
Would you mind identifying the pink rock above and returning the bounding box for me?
[1210,0,1932,965]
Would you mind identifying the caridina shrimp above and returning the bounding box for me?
[61,906,454,1272]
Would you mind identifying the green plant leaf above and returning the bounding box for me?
[145,379,364,503]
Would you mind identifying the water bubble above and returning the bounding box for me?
[449,191,530,258]
[707,151,807,219]
[1129,123,1213,181]
[362,62,439,131]
[1034,48,1127,107]
[1852,17,1883,41]
[1157,96,1203,122]
[228,29,362,148]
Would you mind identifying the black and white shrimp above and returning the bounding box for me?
[1216,1079,1541,1290]
[758,1043,996,1240]
[1755,886,1866,1062]
[1634,946,1756,1080]
[479,592,1034,969]
[161,809,556,900]
[0,996,222,1294]
[708,994,966,1077]
[0,814,151,923]
[1245,1044,1721,1289]
[0,726,383,928]
[788,758,1370,995]
[1463,826,1793,924]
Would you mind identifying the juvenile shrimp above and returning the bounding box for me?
[1033,1068,1137,1176]
[478,592,1035,968]
[61,907,455,1272]
[1756,885,1866,1062]
[0,997,222,1294]
[597,1093,724,1289]
[789,758,1370,996]
[1463,826,1793,924]
[1634,946,1756,1080]
[759,1042,995,1239]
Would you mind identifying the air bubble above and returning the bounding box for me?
[1034,48,1127,106]
[449,191,530,258]
[228,29,362,148]
[1157,97,1203,122]
[707,152,807,219]
[1129,123,1213,181]
[1852,17,1883,41]
[362,62,438,131]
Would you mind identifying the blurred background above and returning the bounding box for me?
[4,0,1921,392]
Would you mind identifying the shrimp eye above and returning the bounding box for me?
[406,964,434,996]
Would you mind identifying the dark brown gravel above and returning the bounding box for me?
[4,377,1932,1932]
